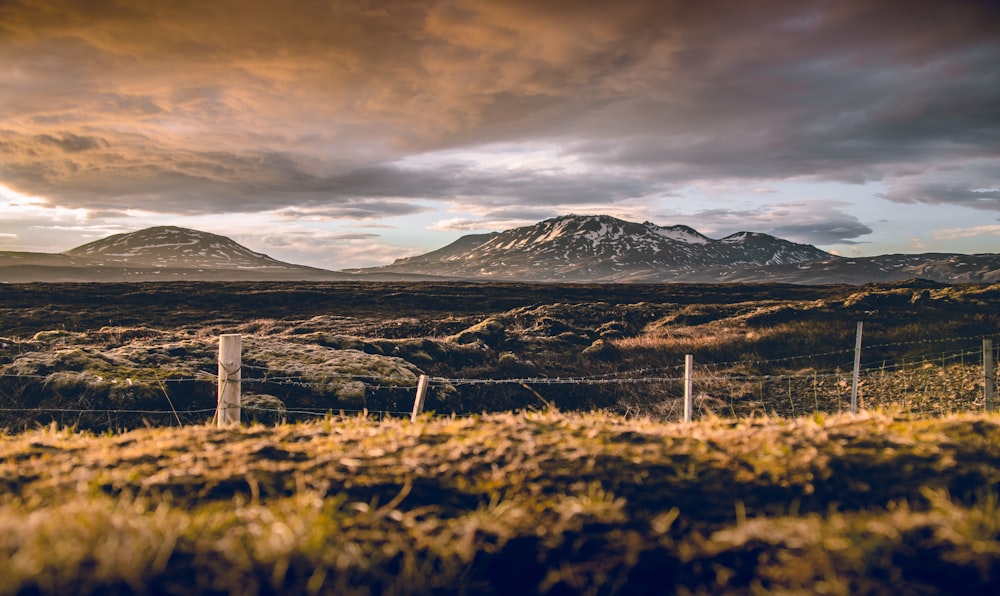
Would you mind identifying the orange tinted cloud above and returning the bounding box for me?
[0,0,997,220]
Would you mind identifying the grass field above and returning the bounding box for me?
[3,410,1000,594]
[1,281,998,593]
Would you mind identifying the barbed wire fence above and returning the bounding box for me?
[0,326,997,430]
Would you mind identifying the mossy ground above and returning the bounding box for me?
[2,410,1000,594]
[2,281,997,429]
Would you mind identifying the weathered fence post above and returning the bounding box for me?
[217,334,241,427]
[851,321,863,414]
[411,374,429,422]
[684,354,693,423]
[985,339,995,413]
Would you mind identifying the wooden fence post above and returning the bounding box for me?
[684,354,693,423]
[217,334,241,427]
[851,321,863,414]
[411,374,429,422]
[985,339,995,413]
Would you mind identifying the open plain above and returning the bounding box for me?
[1,280,999,593]
[1,280,997,428]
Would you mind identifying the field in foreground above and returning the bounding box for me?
[3,411,1000,594]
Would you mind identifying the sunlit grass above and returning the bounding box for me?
[1,411,999,593]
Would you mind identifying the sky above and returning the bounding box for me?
[1,0,998,269]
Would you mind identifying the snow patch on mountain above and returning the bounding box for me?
[370,214,835,282]
[649,223,709,244]
[66,226,291,270]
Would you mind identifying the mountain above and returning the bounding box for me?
[1,226,354,282]
[708,253,1000,284]
[355,214,1000,283]
[360,214,835,281]
[4,219,998,284]
[66,226,298,270]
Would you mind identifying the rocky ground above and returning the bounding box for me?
[0,280,997,430]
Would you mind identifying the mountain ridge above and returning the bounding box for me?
[370,214,834,281]
[2,226,353,282]
[2,216,999,284]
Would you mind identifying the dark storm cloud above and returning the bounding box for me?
[879,183,1000,211]
[0,0,998,214]
[568,44,1000,183]
[34,133,108,153]
[768,221,874,245]
[677,204,874,246]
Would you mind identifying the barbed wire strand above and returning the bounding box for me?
[0,408,216,415]
[1,331,997,420]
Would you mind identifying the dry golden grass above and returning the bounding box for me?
[1,410,999,594]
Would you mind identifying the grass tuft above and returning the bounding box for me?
[1,411,1000,593]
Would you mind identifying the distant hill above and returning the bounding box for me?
[66,226,301,270]
[1,226,353,282]
[705,253,1000,284]
[3,219,998,284]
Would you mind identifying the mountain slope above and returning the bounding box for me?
[66,226,305,271]
[710,253,1000,284]
[369,214,834,281]
[2,227,354,282]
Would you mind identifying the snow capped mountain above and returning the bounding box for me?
[65,226,295,270]
[4,219,998,284]
[379,214,834,281]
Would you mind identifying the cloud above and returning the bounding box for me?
[768,221,874,245]
[429,216,533,233]
[427,196,670,235]
[274,202,428,221]
[931,225,1000,241]
[0,191,118,252]
[428,218,490,232]
[666,202,874,246]
[0,0,998,238]
[879,182,1000,211]
[233,227,419,269]
[34,133,108,153]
